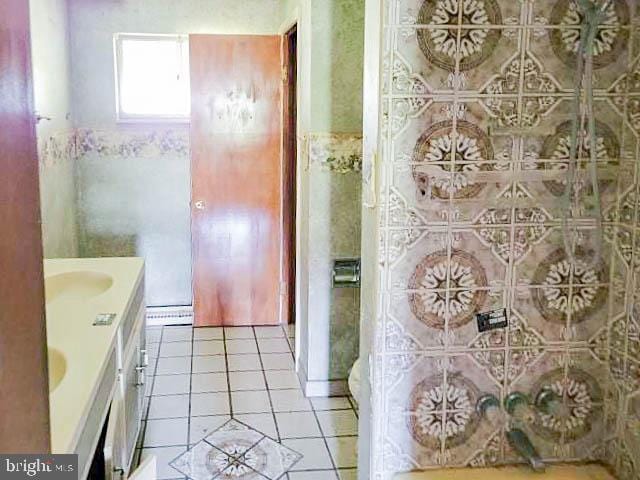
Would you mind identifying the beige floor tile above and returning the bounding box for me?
[270,389,312,412]
[190,392,230,416]
[229,370,266,391]
[257,337,291,353]
[155,356,191,375]
[234,413,278,438]
[148,394,189,419]
[254,326,286,338]
[188,415,231,444]
[152,374,190,395]
[192,355,226,373]
[140,446,186,480]
[326,436,358,469]
[193,327,224,341]
[143,418,188,447]
[316,410,358,436]
[275,411,321,438]
[162,326,192,343]
[266,370,301,389]
[226,339,258,354]
[231,390,271,414]
[191,372,228,393]
[261,353,295,371]
[227,353,262,371]
[159,341,192,358]
[193,340,225,356]
[310,397,352,411]
[283,438,334,470]
[224,326,255,339]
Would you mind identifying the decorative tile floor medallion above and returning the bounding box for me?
[170,420,302,479]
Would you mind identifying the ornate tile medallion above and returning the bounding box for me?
[548,0,629,69]
[416,0,503,71]
[408,249,488,329]
[170,420,302,480]
[407,373,481,449]
[531,247,608,325]
[530,367,603,442]
[538,120,620,197]
[412,120,495,200]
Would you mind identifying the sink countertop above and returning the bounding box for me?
[45,257,144,454]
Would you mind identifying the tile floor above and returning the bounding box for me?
[138,324,358,480]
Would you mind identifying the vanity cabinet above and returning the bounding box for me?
[103,302,147,480]
[122,307,146,467]
[104,392,126,479]
[46,258,146,480]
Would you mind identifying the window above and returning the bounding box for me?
[114,34,190,121]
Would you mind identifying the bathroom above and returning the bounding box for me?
[0,0,639,479]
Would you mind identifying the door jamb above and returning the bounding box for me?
[280,23,298,328]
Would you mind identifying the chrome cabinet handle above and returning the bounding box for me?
[194,200,205,210]
[140,349,149,367]
[135,365,145,386]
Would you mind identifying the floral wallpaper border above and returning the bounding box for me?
[308,132,363,173]
[36,127,191,168]
[37,130,76,168]
[75,128,189,159]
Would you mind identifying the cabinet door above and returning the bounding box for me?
[123,325,145,472]
[128,455,156,480]
[104,388,126,480]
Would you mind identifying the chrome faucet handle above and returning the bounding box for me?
[506,428,546,473]
[476,394,506,429]
[535,387,570,419]
[505,391,536,425]
[477,394,500,414]
[504,393,546,472]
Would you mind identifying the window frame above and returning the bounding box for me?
[113,33,191,123]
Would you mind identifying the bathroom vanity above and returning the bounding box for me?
[45,258,146,480]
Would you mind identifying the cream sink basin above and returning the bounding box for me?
[48,347,67,393]
[45,271,114,304]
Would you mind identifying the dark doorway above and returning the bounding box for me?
[282,24,297,325]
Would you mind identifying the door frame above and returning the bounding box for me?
[280,24,298,327]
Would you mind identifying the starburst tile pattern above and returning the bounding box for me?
[372,0,640,477]
[170,420,302,480]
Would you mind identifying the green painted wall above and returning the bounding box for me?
[310,0,365,132]
[30,0,79,259]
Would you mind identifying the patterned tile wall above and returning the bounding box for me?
[370,0,640,478]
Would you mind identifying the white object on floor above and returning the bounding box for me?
[348,357,361,405]
[129,455,156,480]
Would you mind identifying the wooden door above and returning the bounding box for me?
[190,35,282,327]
